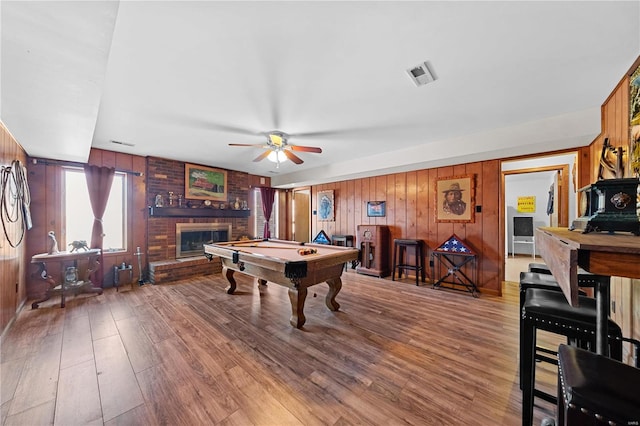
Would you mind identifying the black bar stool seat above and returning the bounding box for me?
[528,262,553,274]
[521,288,623,426]
[557,344,640,425]
[520,271,566,306]
[527,263,611,290]
[392,239,425,286]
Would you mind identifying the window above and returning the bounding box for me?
[253,188,278,238]
[64,168,127,251]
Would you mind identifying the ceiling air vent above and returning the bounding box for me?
[111,140,135,147]
[407,61,436,87]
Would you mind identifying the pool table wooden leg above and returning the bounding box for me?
[325,278,342,311]
[223,266,237,294]
[288,287,307,328]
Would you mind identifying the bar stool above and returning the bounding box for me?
[392,239,425,286]
[520,263,611,370]
[519,265,611,385]
[521,288,623,426]
[527,263,611,301]
[519,271,595,391]
[518,272,578,388]
[528,262,553,274]
[557,344,640,425]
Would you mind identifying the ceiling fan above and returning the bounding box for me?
[229,131,322,167]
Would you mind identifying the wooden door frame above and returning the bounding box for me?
[502,164,570,227]
[501,162,571,284]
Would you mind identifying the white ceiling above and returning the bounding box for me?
[2,1,639,188]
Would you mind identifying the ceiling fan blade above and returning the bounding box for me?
[270,98,280,131]
[289,145,322,153]
[253,150,272,162]
[283,150,304,165]
[204,123,260,136]
[229,143,266,147]
[160,113,260,136]
[288,123,414,139]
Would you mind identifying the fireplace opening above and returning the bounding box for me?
[176,223,231,258]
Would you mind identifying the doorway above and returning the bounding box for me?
[501,152,578,281]
[292,188,310,242]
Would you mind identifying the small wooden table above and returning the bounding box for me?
[31,249,103,308]
[535,227,640,355]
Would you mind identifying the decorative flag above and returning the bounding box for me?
[434,234,476,254]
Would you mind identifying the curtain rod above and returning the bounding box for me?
[31,158,144,177]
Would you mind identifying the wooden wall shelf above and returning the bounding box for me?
[148,207,251,218]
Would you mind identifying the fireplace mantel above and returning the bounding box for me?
[148,206,251,218]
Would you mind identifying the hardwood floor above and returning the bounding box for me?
[1,269,560,425]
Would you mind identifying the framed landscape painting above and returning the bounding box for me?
[185,164,227,201]
[435,174,475,223]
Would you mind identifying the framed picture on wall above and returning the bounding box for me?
[317,190,335,221]
[366,201,386,217]
[185,163,227,201]
[435,174,475,223]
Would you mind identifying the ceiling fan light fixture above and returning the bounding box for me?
[267,150,288,163]
[268,132,285,147]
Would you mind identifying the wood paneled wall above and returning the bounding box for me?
[25,149,147,298]
[310,160,503,295]
[0,122,28,337]
[591,56,640,344]
[590,74,631,181]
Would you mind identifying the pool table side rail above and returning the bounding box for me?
[204,240,358,269]
[204,240,358,287]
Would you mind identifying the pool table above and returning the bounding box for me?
[203,239,359,328]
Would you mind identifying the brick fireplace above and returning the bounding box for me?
[146,156,253,284]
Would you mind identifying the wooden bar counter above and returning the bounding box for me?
[535,227,640,354]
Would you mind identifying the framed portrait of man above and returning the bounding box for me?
[435,174,475,223]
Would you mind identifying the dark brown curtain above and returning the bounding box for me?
[259,187,276,238]
[84,164,115,287]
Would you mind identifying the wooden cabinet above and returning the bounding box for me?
[356,225,390,277]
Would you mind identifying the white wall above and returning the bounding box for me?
[505,172,555,256]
